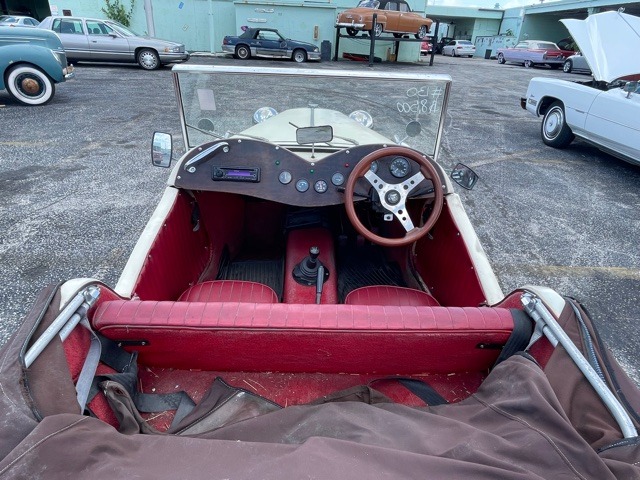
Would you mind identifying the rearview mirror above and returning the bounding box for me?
[296,125,333,145]
[152,132,173,168]
[451,163,478,190]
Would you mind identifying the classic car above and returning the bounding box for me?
[420,38,432,55]
[221,28,320,63]
[563,53,592,74]
[1,64,639,479]
[496,40,573,69]
[441,39,476,57]
[37,16,189,70]
[336,0,432,38]
[0,25,74,105]
[0,14,40,26]
[522,11,640,165]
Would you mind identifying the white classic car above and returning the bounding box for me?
[522,11,640,165]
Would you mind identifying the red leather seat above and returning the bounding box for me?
[344,286,440,307]
[178,280,278,303]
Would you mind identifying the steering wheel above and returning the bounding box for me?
[344,146,444,247]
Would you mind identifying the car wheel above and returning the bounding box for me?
[236,45,250,60]
[137,49,160,70]
[497,53,505,64]
[450,49,456,57]
[524,59,533,68]
[414,25,428,39]
[5,65,55,106]
[563,60,572,73]
[292,49,307,63]
[371,23,383,37]
[346,28,358,37]
[541,101,575,148]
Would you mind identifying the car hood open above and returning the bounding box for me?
[561,10,640,83]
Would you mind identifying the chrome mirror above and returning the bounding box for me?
[152,132,173,168]
[451,163,478,190]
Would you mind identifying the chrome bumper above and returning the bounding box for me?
[221,45,235,54]
[337,22,365,29]
[308,51,322,61]
[63,64,75,81]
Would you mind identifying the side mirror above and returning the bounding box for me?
[296,125,333,144]
[152,132,173,168]
[450,163,478,190]
[624,81,638,98]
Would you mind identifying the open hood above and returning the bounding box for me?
[561,11,640,83]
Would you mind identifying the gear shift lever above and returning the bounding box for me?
[293,246,330,303]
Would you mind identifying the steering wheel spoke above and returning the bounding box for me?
[344,146,444,247]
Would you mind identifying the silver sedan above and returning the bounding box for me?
[37,16,189,70]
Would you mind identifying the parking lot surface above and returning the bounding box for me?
[1,54,638,384]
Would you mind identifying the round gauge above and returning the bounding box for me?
[369,161,378,174]
[295,179,309,192]
[390,157,410,178]
[279,171,292,185]
[314,180,328,194]
[331,172,345,186]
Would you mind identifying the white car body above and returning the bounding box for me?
[522,11,640,165]
[442,40,475,57]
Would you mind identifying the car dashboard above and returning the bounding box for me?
[173,139,437,207]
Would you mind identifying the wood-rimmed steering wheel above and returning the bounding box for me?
[344,146,444,247]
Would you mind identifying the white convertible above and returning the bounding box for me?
[522,11,640,165]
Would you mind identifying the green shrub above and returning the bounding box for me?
[102,0,135,27]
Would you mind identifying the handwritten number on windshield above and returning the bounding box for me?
[397,86,443,115]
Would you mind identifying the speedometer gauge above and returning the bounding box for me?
[390,157,410,178]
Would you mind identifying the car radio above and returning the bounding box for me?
[212,166,261,182]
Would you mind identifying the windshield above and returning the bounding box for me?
[356,0,380,8]
[172,65,451,163]
[107,21,141,37]
[536,42,559,50]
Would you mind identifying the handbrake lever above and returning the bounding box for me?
[315,265,325,304]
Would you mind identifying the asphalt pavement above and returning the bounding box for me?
[0,53,638,384]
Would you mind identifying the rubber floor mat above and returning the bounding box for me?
[337,246,406,303]
[216,259,284,300]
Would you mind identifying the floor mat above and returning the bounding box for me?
[337,245,406,303]
[216,258,284,300]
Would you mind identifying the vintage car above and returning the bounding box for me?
[563,53,592,74]
[522,11,640,165]
[221,28,320,63]
[1,65,639,478]
[336,0,432,38]
[37,16,189,70]
[0,14,40,27]
[496,40,573,69]
[0,25,74,105]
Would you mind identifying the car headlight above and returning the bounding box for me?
[349,110,373,129]
[164,46,183,53]
[253,107,278,124]
[314,48,319,52]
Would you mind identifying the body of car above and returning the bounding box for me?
[0,26,74,105]
[522,11,640,165]
[2,63,640,478]
[336,0,432,38]
[562,53,591,74]
[221,28,320,63]
[441,39,475,57]
[497,40,573,69]
[0,15,40,27]
[37,16,189,70]
[420,38,433,55]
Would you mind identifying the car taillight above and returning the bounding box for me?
[223,38,228,45]
[457,46,462,49]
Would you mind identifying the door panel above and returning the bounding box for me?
[85,20,132,62]
[51,18,91,60]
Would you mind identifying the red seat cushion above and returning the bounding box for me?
[178,280,278,303]
[344,286,440,307]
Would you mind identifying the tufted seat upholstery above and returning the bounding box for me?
[344,286,440,307]
[178,280,278,303]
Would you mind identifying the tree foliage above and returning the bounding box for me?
[102,0,135,27]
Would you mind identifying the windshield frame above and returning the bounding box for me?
[171,64,452,164]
